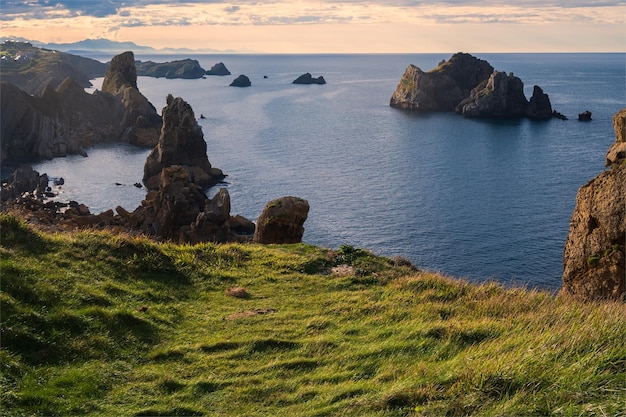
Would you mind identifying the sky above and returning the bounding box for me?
[1,0,625,53]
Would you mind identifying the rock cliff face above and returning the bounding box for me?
[390,53,494,112]
[1,51,161,166]
[562,108,626,300]
[143,95,225,191]
[101,51,162,147]
[456,71,529,118]
[390,53,559,120]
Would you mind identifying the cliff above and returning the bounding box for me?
[562,108,626,300]
[0,41,108,96]
[1,51,161,166]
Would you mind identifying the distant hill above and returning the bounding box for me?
[34,38,230,56]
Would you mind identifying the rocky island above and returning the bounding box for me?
[135,58,207,79]
[206,62,231,76]
[390,52,560,120]
[292,73,326,85]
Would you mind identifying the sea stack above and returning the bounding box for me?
[143,94,225,191]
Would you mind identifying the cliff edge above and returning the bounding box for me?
[562,108,626,300]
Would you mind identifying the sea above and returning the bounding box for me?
[29,53,625,290]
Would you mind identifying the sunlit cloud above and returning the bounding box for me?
[1,0,623,52]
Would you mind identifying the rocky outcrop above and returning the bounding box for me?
[562,108,626,300]
[292,73,326,85]
[230,75,251,87]
[390,52,561,120]
[1,51,161,166]
[143,94,225,191]
[101,51,162,147]
[253,196,310,244]
[0,166,49,202]
[206,62,231,76]
[578,111,593,121]
[390,53,494,112]
[527,86,554,120]
[606,109,626,167]
[135,58,206,79]
[456,71,529,118]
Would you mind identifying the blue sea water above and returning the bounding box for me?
[32,53,625,290]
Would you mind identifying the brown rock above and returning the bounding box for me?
[389,53,494,112]
[143,95,224,191]
[253,196,309,244]
[606,108,626,166]
[562,108,626,300]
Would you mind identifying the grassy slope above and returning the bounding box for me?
[1,213,624,417]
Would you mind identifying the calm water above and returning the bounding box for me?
[32,53,625,289]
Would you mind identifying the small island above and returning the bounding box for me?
[230,74,251,87]
[206,62,231,76]
[292,73,326,85]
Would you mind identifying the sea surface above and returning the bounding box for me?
[31,53,625,290]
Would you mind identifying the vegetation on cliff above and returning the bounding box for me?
[1,213,624,416]
[0,41,107,96]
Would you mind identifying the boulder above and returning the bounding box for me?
[143,94,225,191]
[456,71,529,118]
[253,196,309,244]
[230,75,251,87]
[292,73,326,85]
[206,62,231,76]
[390,53,494,112]
[561,108,626,300]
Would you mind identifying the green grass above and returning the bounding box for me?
[1,213,625,416]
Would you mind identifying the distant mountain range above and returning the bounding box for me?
[2,37,231,56]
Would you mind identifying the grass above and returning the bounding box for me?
[1,212,625,416]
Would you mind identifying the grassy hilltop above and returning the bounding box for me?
[1,213,625,416]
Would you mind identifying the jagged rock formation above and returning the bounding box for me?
[0,166,48,202]
[0,41,108,96]
[292,73,326,85]
[206,62,231,76]
[390,52,560,120]
[562,108,626,300]
[101,51,162,147]
[253,196,310,244]
[143,94,225,191]
[230,75,251,87]
[135,58,206,79]
[390,53,494,112]
[1,51,161,166]
[456,71,529,118]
